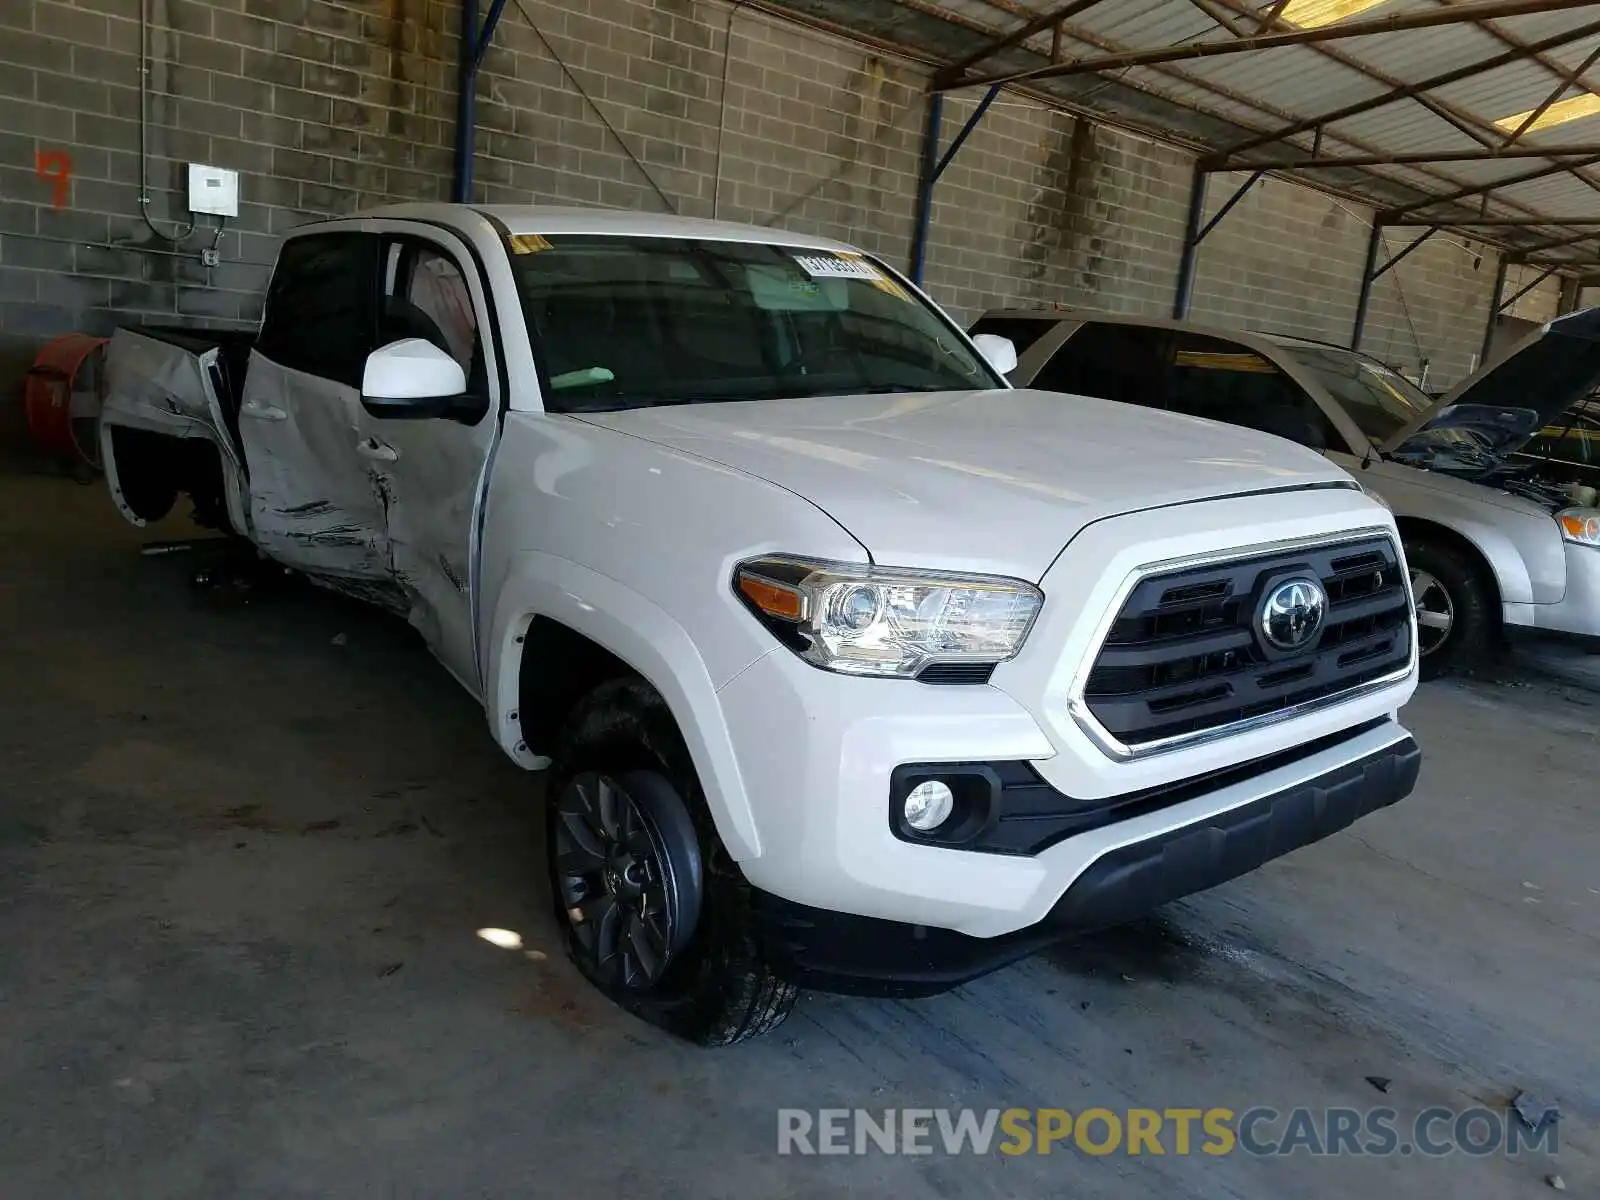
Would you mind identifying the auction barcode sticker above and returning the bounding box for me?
[793,253,884,281]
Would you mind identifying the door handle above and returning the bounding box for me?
[356,438,400,463]
[241,400,287,421]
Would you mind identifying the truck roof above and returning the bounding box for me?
[342,202,861,254]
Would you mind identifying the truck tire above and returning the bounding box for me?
[1403,537,1495,679]
[545,678,797,1045]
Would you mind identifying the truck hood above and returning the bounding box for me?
[1386,306,1600,462]
[576,388,1355,576]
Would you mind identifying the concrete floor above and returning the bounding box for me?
[2,460,1597,1199]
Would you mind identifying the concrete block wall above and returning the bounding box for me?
[0,0,1566,439]
[1188,171,1525,388]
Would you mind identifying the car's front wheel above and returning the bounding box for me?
[1404,537,1496,679]
[545,678,797,1045]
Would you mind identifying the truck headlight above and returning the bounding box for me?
[734,555,1042,678]
[1558,508,1600,547]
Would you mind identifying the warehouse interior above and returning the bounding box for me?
[4,0,1600,1195]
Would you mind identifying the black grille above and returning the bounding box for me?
[1084,537,1411,746]
[917,662,997,685]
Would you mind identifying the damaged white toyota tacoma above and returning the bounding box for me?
[100,204,1421,1045]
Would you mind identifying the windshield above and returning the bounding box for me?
[1275,343,1433,443]
[508,235,1002,412]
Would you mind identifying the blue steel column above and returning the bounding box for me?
[1351,221,1383,350]
[1171,167,1207,318]
[453,0,508,203]
[909,85,1001,286]
[909,93,945,286]
[1480,256,1510,365]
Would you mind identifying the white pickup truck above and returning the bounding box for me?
[100,203,1421,1045]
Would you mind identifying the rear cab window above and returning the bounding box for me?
[258,233,381,387]
[1168,333,1341,450]
[1031,321,1171,407]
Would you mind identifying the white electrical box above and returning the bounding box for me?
[187,164,239,218]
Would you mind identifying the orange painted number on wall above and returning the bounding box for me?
[36,150,72,208]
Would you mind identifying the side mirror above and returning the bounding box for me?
[361,339,467,418]
[971,333,1019,377]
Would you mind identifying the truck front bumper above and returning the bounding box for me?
[717,645,1417,941]
[749,731,1420,996]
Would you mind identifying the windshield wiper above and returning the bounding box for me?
[793,383,956,398]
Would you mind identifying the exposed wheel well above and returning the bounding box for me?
[1394,516,1503,618]
[515,617,638,757]
[107,427,235,534]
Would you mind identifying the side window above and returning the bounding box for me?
[382,241,479,376]
[1169,333,1339,450]
[258,233,380,387]
[1032,322,1170,408]
[378,238,487,421]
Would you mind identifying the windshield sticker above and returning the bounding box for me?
[509,233,554,255]
[794,253,883,281]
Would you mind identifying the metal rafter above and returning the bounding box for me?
[1386,152,1600,217]
[1208,0,1531,156]
[1421,0,1600,204]
[1517,229,1600,255]
[913,0,1600,265]
[1502,41,1600,146]
[1390,215,1600,226]
[1187,0,1248,37]
[1209,11,1600,164]
[949,0,1594,90]
[961,0,1568,220]
[934,0,1106,85]
[970,0,1502,199]
[1262,142,1600,168]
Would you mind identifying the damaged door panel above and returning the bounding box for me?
[237,232,404,609]
[356,230,503,693]
[101,327,252,535]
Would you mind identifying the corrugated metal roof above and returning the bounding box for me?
[771,0,1600,265]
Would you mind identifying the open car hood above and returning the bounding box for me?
[1384,307,1600,461]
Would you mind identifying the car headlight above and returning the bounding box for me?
[733,555,1042,678]
[1558,508,1600,547]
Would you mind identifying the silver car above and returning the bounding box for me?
[975,308,1600,677]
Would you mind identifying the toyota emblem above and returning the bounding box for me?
[1259,577,1327,652]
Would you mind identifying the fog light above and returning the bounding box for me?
[903,780,954,832]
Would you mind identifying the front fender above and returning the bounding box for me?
[483,551,765,861]
[1372,463,1565,605]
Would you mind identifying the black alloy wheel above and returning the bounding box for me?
[552,769,699,990]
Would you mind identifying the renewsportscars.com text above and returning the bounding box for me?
[777,1106,1558,1158]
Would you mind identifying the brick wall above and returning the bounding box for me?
[1185,171,1536,388]
[0,0,1555,440]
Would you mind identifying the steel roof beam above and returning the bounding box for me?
[934,0,1106,87]
[1187,0,1248,36]
[1387,216,1600,226]
[1516,229,1600,255]
[1257,143,1600,168]
[1426,0,1600,201]
[1501,41,1600,147]
[1207,15,1600,164]
[958,0,1568,218]
[1212,0,1568,158]
[1259,0,1291,27]
[1384,152,1600,217]
[952,0,1595,90]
